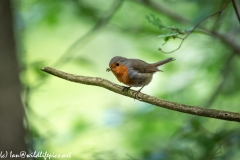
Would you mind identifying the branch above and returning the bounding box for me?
[158,0,231,53]
[232,0,240,24]
[41,67,240,123]
[31,0,123,90]
[137,0,240,54]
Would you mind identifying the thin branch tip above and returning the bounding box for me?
[41,67,51,71]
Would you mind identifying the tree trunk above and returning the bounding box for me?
[0,0,28,158]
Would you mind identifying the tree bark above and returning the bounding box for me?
[0,0,28,157]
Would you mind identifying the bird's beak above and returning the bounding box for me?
[106,68,111,72]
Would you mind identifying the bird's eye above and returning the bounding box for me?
[116,63,119,66]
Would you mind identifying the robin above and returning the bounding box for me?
[106,56,175,99]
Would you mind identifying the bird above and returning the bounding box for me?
[106,56,175,99]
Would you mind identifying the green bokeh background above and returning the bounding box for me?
[14,0,240,159]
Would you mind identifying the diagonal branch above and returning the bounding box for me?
[158,0,231,53]
[137,0,240,54]
[232,0,240,24]
[41,67,240,123]
[53,0,123,67]
[31,0,123,90]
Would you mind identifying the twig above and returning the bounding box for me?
[158,0,231,53]
[137,0,189,24]
[204,143,222,160]
[232,0,240,24]
[136,0,240,54]
[41,67,240,123]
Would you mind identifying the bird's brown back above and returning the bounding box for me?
[126,59,159,73]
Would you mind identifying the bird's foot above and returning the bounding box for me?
[134,90,143,100]
[122,86,131,92]
[133,86,145,100]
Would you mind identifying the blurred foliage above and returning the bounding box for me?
[146,14,210,45]
[13,0,240,159]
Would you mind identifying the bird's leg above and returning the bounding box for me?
[134,86,145,100]
[122,86,131,92]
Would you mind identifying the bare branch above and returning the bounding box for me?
[41,67,240,123]
[232,0,240,24]
[137,0,189,24]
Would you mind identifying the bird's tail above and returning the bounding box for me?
[152,58,175,67]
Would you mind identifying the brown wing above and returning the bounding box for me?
[128,59,159,73]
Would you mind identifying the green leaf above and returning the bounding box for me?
[146,14,166,30]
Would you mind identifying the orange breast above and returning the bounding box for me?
[111,65,133,86]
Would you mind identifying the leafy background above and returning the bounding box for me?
[13,0,240,159]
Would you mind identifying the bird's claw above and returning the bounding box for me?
[121,86,140,100]
[134,91,141,100]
